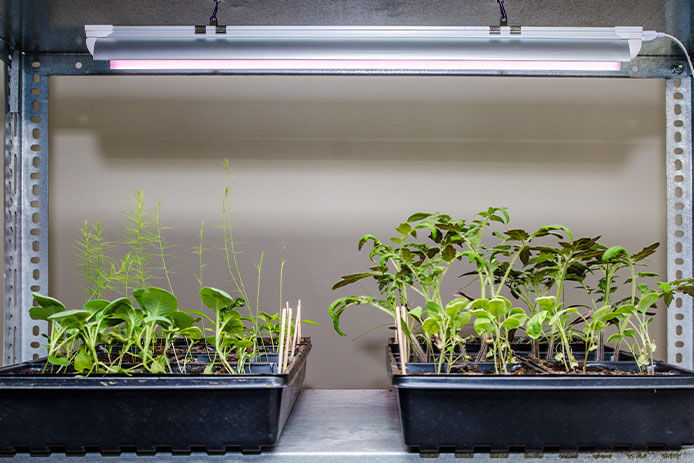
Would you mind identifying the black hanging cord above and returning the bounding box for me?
[209,0,220,26]
[497,0,508,26]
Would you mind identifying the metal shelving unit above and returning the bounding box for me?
[2,1,693,370]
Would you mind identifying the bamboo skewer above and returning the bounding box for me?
[404,308,410,364]
[283,307,293,373]
[291,300,301,361]
[395,306,407,374]
[277,306,287,374]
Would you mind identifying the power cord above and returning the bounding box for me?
[643,31,693,76]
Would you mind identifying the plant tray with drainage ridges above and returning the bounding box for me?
[386,343,694,453]
[0,339,311,455]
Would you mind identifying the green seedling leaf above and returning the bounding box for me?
[425,300,444,315]
[203,364,215,375]
[331,272,379,290]
[179,326,203,340]
[395,223,413,236]
[422,318,440,334]
[30,294,67,321]
[140,286,178,317]
[200,286,234,311]
[48,309,89,320]
[473,316,494,335]
[171,311,195,329]
[602,246,626,262]
[535,296,557,311]
[467,298,489,311]
[501,315,524,330]
[488,298,509,319]
[409,306,423,318]
[441,245,456,262]
[301,319,320,325]
[82,299,110,314]
[637,292,659,314]
[32,293,66,311]
[47,355,70,366]
[607,333,623,343]
[407,212,432,222]
[623,328,637,339]
[74,348,93,372]
[143,315,173,326]
[445,297,468,316]
[453,312,471,330]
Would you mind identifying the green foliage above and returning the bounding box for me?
[329,208,694,375]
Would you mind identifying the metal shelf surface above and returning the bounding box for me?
[5,389,694,462]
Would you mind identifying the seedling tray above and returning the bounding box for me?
[387,343,694,453]
[0,339,311,455]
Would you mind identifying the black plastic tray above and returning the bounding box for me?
[387,343,694,452]
[0,339,311,455]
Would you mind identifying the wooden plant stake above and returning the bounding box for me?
[283,307,293,373]
[277,306,287,374]
[395,306,407,374]
[291,300,301,361]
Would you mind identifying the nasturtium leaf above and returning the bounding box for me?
[602,246,626,262]
[422,318,440,334]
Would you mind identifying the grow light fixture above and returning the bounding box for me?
[85,25,644,73]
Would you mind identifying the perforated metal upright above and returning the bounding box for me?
[3,52,50,364]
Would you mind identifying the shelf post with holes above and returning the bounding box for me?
[666,76,694,370]
[3,52,50,365]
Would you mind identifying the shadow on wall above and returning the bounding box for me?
[47,76,666,388]
[51,99,659,167]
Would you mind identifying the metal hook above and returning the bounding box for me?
[497,0,508,27]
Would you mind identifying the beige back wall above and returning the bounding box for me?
[15,75,664,388]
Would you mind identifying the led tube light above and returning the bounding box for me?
[86,25,643,73]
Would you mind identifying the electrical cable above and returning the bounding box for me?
[209,0,220,26]
[643,31,693,76]
[497,0,508,26]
